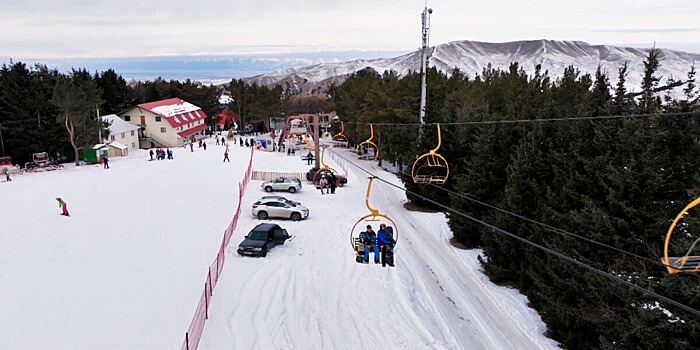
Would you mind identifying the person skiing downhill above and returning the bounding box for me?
[223,151,230,162]
[56,197,69,216]
[3,168,11,182]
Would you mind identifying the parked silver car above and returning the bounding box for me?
[261,177,302,193]
[259,195,301,206]
[252,198,309,221]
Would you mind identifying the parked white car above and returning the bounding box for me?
[261,177,302,193]
[252,198,309,221]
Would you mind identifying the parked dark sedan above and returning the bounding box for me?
[237,223,290,257]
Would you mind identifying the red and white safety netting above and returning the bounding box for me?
[181,145,254,350]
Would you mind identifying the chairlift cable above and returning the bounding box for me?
[401,171,700,278]
[336,111,700,127]
[331,149,700,317]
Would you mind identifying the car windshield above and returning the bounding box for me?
[248,229,269,240]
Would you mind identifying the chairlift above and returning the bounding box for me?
[332,122,349,148]
[350,177,398,257]
[411,123,449,184]
[662,196,700,274]
[355,124,378,160]
[313,147,341,187]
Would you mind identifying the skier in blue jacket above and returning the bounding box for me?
[360,225,380,264]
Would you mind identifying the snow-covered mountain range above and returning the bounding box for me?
[244,40,700,96]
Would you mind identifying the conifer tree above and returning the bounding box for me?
[639,48,662,113]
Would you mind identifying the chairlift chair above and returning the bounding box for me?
[662,196,700,274]
[332,122,349,148]
[350,177,398,256]
[313,147,341,188]
[411,123,449,184]
[355,124,378,160]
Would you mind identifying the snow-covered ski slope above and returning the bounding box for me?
[0,139,560,349]
[199,148,560,350]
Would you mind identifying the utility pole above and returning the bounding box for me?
[96,105,102,143]
[419,2,432,126]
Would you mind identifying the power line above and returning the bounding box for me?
[331,149,700,317]
[396,170,700,278]
[338,111,700,127]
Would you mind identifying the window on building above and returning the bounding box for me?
[121,132,125,139]
[155,116,162,122]
[132,142,136,148]
[160,127,167,133]
[131,130,135,136]
[124,116,131,121]
[110,135,115,141]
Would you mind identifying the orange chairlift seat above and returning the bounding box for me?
[355,124,378,161]
[312,147,341,187]
[332,122,349,148]
[350,177,398,258]
[662,196,700,274]
[412,123,449,184]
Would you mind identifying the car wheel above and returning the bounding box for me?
[261,248,267,257]
[265,186,273,192]
[291,212,301,221]
[288,187,296,193]
[257,211,268,220]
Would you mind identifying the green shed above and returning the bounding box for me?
[83,144,108,164]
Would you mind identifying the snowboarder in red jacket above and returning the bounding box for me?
[56,197,69,216]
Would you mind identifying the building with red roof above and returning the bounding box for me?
[118,98,209,147]
[215,110,238,131]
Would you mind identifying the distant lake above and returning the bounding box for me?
[2,50,408,85]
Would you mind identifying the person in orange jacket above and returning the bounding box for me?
[56,197,69,216]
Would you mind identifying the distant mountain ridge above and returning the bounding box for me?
[243,40,700,96]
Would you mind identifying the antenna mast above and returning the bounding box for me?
[419,2,432,125]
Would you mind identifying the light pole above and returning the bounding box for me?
[419,3,432,126]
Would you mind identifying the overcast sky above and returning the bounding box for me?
[2,0,700,59]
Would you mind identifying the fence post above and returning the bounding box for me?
[185,332,190,350]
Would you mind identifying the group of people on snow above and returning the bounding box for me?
[150,148,172,161]
[359,224,395,265]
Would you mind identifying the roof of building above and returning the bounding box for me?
[108,141,128,150]
[103,114,140,134]
[215,110,238,125]
[93,144,107,149]
[177,124,208,138]
[137,98,208,129]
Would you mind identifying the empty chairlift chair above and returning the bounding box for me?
[355,124,378,161]
[662,196,700,274]
[412,123,449,184]
[332,122,349,148]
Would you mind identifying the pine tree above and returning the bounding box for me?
[639,48,662,113]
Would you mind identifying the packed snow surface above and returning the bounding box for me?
[0,138,560,349]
